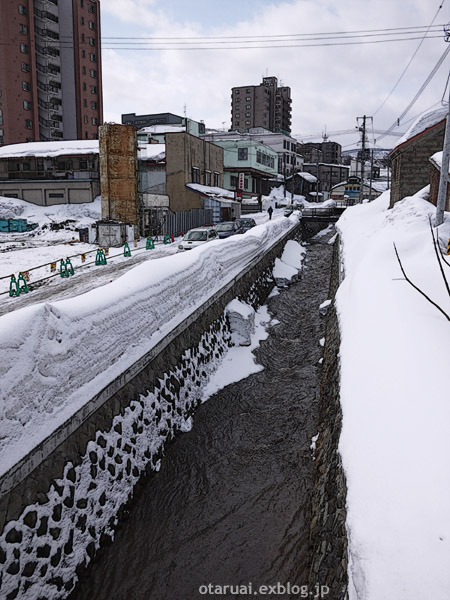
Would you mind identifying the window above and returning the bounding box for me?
[90,85,97,94]
[88,21,95,30]
[235,98,240,103]
[89,53,96,62]
[244,178,249,190]
[81,16,85,25]
[22,162,30,171]
[82,66,86,74]
[238,148,248,161]
[20,24,28,34]
[235,90,240,94]
[49,193,64,198]
[91,101,97,109]
[88,3,95,12]
[22,81,30,91]
[82,50,86,58]
[245,97,251,101]
[23,100,32,110]
[205,171,211,186]
[21,62,30,73]
[214,172,220,187]
[230,176,237,188]
[81,33,85,42]
[80,161,88,170]
[245,112,250,117]
[245,120,250,125]
[192,166,200,183]
[235,121,240,126]
[81,0,84,6]
[0,109,2,125]
[18,4,26,15]
[92,117,98,125]
[246,105,251,109]
[84,115,88,124]
[246,89,251,93]
[89,69,96,77]
[25,119,32,129]
[89,37,95,46]
[83,82,87,91]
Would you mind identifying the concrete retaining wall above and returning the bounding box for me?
[0,224,300,600]
[308,236,349,599]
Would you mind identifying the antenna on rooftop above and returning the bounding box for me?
[183,103,187,118]
[322,125,328,141]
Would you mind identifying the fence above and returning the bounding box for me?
[162,208,213,236]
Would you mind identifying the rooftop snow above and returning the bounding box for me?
[137,143,166,162]
[138,125,185,135]
[394,106,448,149]
[0,140,99,159]
[297,172,317,182]
[429,150,450,176]
[186,183,235,200]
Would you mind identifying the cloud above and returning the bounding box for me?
[100,0,448,148]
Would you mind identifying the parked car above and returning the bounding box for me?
[214,221,244,239]
[235,218,257,232]
[283,205,294,217]
[177,227,218,252]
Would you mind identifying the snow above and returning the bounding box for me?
[203,304,273,398]
[336,187,450,599]
[430,150,450,175]
[394,105,448,149]
[0,214,296,477]
[186,183,236,200]
[0,140,99,158]
[138,124,185,135]
[272,239,306,286]
[137,143,165,162]
[0,194,101,227]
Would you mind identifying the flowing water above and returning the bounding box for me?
[70,230,335,600]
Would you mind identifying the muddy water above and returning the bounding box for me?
[70,232,334,600]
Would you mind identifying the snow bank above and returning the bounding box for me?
[0,140,99,159]
[336,189,450,599]
[0,195,101,227]
[0,216,294,477]
[273,239,306,286]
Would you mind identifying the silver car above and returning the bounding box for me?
[177,227,218,252]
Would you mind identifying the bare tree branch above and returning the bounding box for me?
[393,243,450,321]
[429,219,450,297]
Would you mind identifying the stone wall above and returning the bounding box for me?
[0,225,298,600]
[308,236,349,599]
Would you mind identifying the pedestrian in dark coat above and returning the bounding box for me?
[267,206,273,220]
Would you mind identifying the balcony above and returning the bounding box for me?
[34,7,59,23]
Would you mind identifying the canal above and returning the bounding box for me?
[70,229,335,600]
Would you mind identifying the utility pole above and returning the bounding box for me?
[369,148,374,201]
[358,115,366,203]
[436,68,450,226]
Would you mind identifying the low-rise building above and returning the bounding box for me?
[389,106,447,207]
[123,112,205,137]
[302,162,350,197]
[330,176,384,202]
[0,140,100,205]
[429,151,450,212]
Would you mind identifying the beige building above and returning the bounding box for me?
[163,132,224,212]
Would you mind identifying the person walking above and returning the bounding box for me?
[267,206,273,220]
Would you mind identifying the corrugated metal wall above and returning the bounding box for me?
[162,209,213,236]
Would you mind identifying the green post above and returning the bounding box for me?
[59,259,68,278]
[164,233,171,245]
[146,237,155,250]
[17,273,29,294]
[123,242,131,257]
[65,257,74,275]
[9,275,20,297]
[95,249,107,265]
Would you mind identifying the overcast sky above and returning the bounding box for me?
[100,0,450,150]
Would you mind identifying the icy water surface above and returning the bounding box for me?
[70,231,334,600]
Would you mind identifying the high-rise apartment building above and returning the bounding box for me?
[0,0,103,146]
[231,76,292,135]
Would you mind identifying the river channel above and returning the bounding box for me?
[70,228,335,600]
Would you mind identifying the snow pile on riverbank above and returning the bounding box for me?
[336,187,450,600]
[0,216,294,477]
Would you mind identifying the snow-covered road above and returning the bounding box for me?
[0,213,298,478]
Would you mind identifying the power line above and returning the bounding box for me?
[377,45,450,142]
[372,1,446,116]
[98,34,443,51]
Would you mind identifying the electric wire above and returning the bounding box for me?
[372,0,446,116]
[377,45,450,142]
